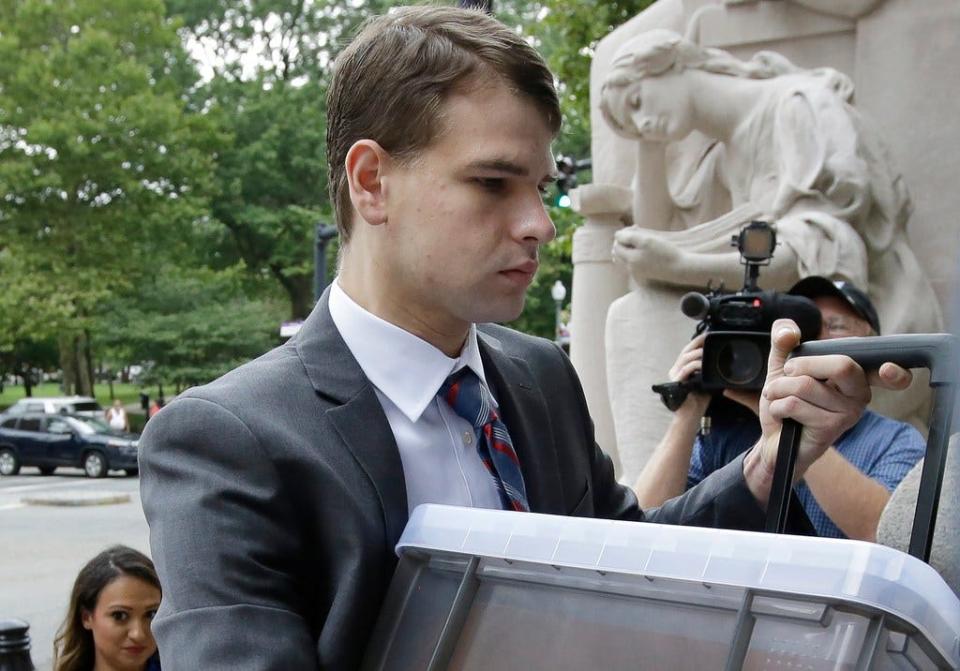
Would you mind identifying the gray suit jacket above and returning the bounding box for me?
[140,292,769,670]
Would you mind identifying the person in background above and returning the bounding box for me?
[634,276,925,540]
[105,399,130,432]
[53,545,161,671]
[147,399,163,419]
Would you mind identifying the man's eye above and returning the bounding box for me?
[827,321,851,333]
[475,178,504,192]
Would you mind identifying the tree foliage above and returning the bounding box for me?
[171,0,393,319]
[0,0,657,391]
[0,0,223,392]
[96,265,286,390]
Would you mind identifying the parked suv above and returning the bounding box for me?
[0,413,139,478]
[3,396,103,418]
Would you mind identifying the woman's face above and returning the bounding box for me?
[603,70,695,143]
[82,575,161,671]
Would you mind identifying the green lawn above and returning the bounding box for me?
[0,381,151,407]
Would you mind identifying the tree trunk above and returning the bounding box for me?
[271,265,312,320]
[290,280,311,321]
[59,335,77,395]
[79,330,94,396]
[21,366,33,397]
[58,333,95,396]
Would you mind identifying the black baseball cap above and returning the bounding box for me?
[788,276,881,335]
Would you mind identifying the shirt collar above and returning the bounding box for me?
[328,279,491,422]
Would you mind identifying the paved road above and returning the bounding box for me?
[0,468,149,671]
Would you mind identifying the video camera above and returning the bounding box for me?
[653,221,822,411]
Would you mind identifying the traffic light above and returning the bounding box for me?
[554,155,591,207]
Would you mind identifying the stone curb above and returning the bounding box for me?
[21,491,131,507]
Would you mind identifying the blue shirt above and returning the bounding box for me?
[688,408,926,538]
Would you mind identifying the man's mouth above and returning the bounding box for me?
[500,260,538,284]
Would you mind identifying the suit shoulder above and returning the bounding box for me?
[178,341,305,406]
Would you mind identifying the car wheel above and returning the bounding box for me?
[124,468,139,477]
[83,451,107,478]
[0,448,20,476]
[38,466,56,476]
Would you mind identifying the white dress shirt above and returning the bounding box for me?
[328,280,504,513]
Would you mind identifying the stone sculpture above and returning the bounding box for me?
[597,29,942,482]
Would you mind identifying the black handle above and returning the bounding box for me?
[764,419,801,534]
[786,334,959,385]
[764,334,959,559]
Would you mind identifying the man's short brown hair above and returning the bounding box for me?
[326,5,561,241]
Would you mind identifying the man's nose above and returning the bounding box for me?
[518,196,556,245]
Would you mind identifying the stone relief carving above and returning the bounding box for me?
[724,0,885,20]
[596,29,942,483]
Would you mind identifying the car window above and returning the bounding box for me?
[0,418,17,429]
[18,417,42,432]
[46,418,72,434]
[24,403,45,413]
[68,417,98,435]
[70,401,102,412]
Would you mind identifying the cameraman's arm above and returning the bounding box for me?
[802,448,890,541]
[633,335,709,507]
[634,401,706,507]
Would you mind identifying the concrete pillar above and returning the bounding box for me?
[568,184,631,477]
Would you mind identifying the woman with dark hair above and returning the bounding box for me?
[53,545,161,671]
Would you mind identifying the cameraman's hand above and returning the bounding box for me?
[743,319,911,505]
[669,334,711,418]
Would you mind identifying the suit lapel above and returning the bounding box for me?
[478,330,565,514]
[294,289,409,546]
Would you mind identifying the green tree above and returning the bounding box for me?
[0,0,222,394]
[197,76,329,319]
[168,0,394,319]
[96,265,286,391]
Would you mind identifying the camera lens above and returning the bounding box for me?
[717,340,764,385]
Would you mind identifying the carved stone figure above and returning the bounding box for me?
[597,29,942,482]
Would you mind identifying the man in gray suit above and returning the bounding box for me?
[139,6,911,670]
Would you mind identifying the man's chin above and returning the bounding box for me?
[471,298,526,325]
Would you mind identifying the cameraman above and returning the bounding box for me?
[634,276,925,541]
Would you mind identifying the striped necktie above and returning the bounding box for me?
[439,368,530,512]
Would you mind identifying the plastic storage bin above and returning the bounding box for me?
[362,505,960,671]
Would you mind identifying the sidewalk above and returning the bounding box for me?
[21,490,131,507]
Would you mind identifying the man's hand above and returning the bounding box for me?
[743,319,912,504]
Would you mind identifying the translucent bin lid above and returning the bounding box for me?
[397,504,960,667]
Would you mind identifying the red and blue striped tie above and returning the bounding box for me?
[440,368,530,512]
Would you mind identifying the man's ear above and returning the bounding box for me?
[345,140,390,226]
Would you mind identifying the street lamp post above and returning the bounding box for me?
[551,280,567,345]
